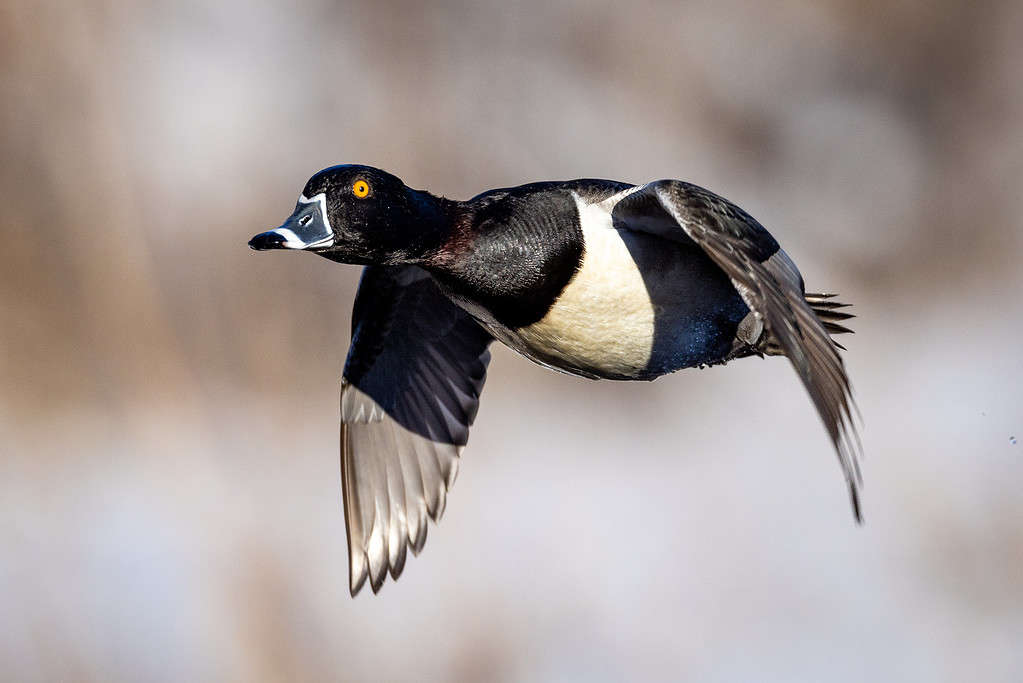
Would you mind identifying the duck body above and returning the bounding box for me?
[425,180,752,380]
[249,164,860,595]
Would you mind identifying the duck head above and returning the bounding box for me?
[249,165,453,265]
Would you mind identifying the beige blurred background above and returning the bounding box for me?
[2,0,1022,680]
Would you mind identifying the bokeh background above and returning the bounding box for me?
[3,0,1022,680]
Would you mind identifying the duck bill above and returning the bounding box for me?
[249,193,334,251]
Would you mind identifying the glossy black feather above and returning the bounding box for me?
[340,265,491,594]
[254,165,864,598]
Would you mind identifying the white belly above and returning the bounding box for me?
[508,206,656,379]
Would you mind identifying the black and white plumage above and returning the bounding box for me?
[249,165,861,595]
[340,265,491,594]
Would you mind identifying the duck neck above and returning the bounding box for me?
[421,191,585,329]
[401,190,463,266]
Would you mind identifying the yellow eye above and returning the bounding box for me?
[353,180,370,198]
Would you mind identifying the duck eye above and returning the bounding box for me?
[352,180,370,198]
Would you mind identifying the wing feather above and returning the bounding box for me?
[614,181,863,520]
[340,265,492,594]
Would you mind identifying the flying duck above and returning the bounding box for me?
[249,164,861,595]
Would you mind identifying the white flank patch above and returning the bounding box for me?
[508,190,658,378]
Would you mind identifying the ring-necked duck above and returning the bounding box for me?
[250,164,860,595]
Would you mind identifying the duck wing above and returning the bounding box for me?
[611,181,862,520]
[340,265,492,595]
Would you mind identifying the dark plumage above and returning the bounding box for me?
[249,164,861,595]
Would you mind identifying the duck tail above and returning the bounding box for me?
[750,292,856,357]
[805,292,855,334]
[804,292,855,349]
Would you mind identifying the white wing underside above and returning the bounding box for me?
[341,383,462,594]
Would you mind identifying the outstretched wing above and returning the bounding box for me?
[612,181,862,520]
[341,265,492,595]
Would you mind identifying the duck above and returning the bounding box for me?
[249,164,861,596]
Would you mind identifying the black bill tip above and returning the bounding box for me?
[249,231,287,251]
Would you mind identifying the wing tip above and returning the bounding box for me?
[349,556,369,597]
[837,412,865,524]
[849,478,863,524]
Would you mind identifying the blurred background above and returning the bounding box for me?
[2,0,1022,680]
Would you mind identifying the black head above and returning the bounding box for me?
[248,165,453,265]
